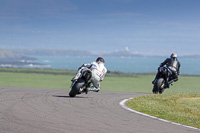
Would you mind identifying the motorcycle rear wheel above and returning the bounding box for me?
[69,79,85,97]
[153,78,165,94]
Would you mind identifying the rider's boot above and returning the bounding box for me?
[88,86,100,92]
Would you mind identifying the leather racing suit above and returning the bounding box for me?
[152,57,181,87]
[160,57,181,82]
[72,61,107,92]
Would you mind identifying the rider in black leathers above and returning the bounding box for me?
[152,53,181,88]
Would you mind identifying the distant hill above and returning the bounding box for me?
[6,48,200,59]
[10,49,94,57]
[0,49,39,67]
[0,48,19,58]
[9,48,143,57]
[0,48,36,60]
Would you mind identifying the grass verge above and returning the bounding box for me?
[0,67,200,93]
[126,93,200,128]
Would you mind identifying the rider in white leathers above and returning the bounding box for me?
[72,57,107,92]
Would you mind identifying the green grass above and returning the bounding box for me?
[0,72,69,89]
[0,68,200,93]
[0,68,76,89]
[102,74,200,93]
[126,93,200,128]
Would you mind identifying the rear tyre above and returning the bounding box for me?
[156,78,165,94]
[69,79,85,97]
[153,78,165,94]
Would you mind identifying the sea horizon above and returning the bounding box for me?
[6,56,198,76]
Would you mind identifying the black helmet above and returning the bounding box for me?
[96,57,105,63]
[170,53,177,58]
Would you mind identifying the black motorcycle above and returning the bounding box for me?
[69,69,92,97]
[152,66,173,94]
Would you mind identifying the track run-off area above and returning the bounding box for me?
[0,87,199,133]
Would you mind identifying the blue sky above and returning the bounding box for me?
[0,0,200,55]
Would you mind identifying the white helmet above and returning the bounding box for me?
[170,53,177,58]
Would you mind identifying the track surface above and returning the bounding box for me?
[0,87,199,133]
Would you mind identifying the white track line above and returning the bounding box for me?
[119,97,200,131]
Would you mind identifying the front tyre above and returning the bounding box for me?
[69,79,85,97]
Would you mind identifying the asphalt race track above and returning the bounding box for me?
[0,87,199,133]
